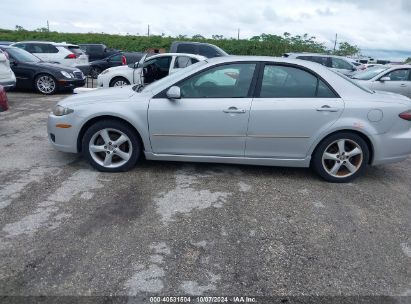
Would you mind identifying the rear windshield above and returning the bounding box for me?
[66,46,84,55]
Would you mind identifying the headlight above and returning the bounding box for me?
[53,105,74,116]
[61,71,72,79]
[100,69,110,75]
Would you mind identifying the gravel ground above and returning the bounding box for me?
[0,91,410,303]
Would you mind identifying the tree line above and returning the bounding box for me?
[0,26,361,57]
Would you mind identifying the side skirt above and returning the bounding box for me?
[144,152,311,168]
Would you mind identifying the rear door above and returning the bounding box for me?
[372,68,411,98]
[245,63,344,159]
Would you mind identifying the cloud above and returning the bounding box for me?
[0,0,410,53]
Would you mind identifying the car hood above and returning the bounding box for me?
[59,86,136,107]
[104,65,132,73]
[21,61,81,73]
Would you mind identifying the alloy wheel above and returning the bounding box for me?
[113,80,128,87]
[89,128,133,168]
[322,139,364,178]
[37,75,56,94]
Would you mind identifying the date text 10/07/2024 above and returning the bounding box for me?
[149,296,257,303]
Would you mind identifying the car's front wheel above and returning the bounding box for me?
[110,77,130,87]
[35,74,58,95]
[311,132,370,183]
[82,120,141,172]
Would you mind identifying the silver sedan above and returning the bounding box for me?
[47,56,411,183]
[353,65,411,98]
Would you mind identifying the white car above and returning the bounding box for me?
[11,41,89,73]
[0,49,16,89]
[97,53,206,88]
[352,65,411,98]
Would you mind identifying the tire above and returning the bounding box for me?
[35,74,58,95]
[109,77,130,87]
[90,66,102,79]
[82,119,141,172]
[311,132,370,183]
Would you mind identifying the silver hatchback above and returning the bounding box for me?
[47,56,411,182]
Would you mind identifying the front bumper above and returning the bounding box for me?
[57,78,86,90]
[47,113,80,153]
[0,79,16,89]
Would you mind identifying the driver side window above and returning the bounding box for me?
[384,69,410,81]
[178,63,256,98]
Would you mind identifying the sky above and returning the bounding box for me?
[1,0,411,60]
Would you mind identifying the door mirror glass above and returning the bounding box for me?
[380,76,390,82]
[166,86,181,99]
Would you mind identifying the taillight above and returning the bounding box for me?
[65,53,77,59]
[399,110,411,121]
[121,55,127,65]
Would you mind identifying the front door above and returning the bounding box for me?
[372,68,411,98]
[148,62,257,156]
[246,64,344,159]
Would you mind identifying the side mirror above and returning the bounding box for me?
[380,77,390,82]
[9,60,17,66]
[166,86,181,99]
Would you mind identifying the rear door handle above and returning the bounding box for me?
[316,105,340,112]
[223,107,246,114]
[400,84,407,87]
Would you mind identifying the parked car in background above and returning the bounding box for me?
[48,56,411,183]
[284,53,358,75]
[0,85,9,112]
[78,44,118,62]
[0,49,16,89]
[0,46,85,95]
[0,41,15,46]
[97,53,205,88]
[89,52,144,78]
[170,41,228,58]
[11,41,89,74]
[352,65,411,98]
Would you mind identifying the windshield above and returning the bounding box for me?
[138,60,208,93]
[351,66,389,80]
[6,47,41,63]
[332,70,375,93]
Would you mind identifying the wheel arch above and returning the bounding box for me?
[310,129,375,165]
[109,76,130,87]
[77,115,146,153]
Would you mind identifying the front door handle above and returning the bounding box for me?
[400,84,407,87]
[316,105,340,112]
[223,107,246,114]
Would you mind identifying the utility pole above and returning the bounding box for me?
[47,20,50,32]
[237,28,240,40]
[147,24,150,37]
[333,33,338,53]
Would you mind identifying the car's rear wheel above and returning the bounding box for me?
[35,74,57,95]
[82,120,141,172]
[312,132,369,183]
[110,77,130,87]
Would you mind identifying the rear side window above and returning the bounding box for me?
[199,45,219,58]
[29,43,59,53]
[297,56,330,67]
[259,65,337,98]
[176,44,197,54]
[331,58,353,70]
[174,56,198,68]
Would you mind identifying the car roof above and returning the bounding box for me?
[13,41,56,44]
[147,53,206,60]
[285,52,351,60]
